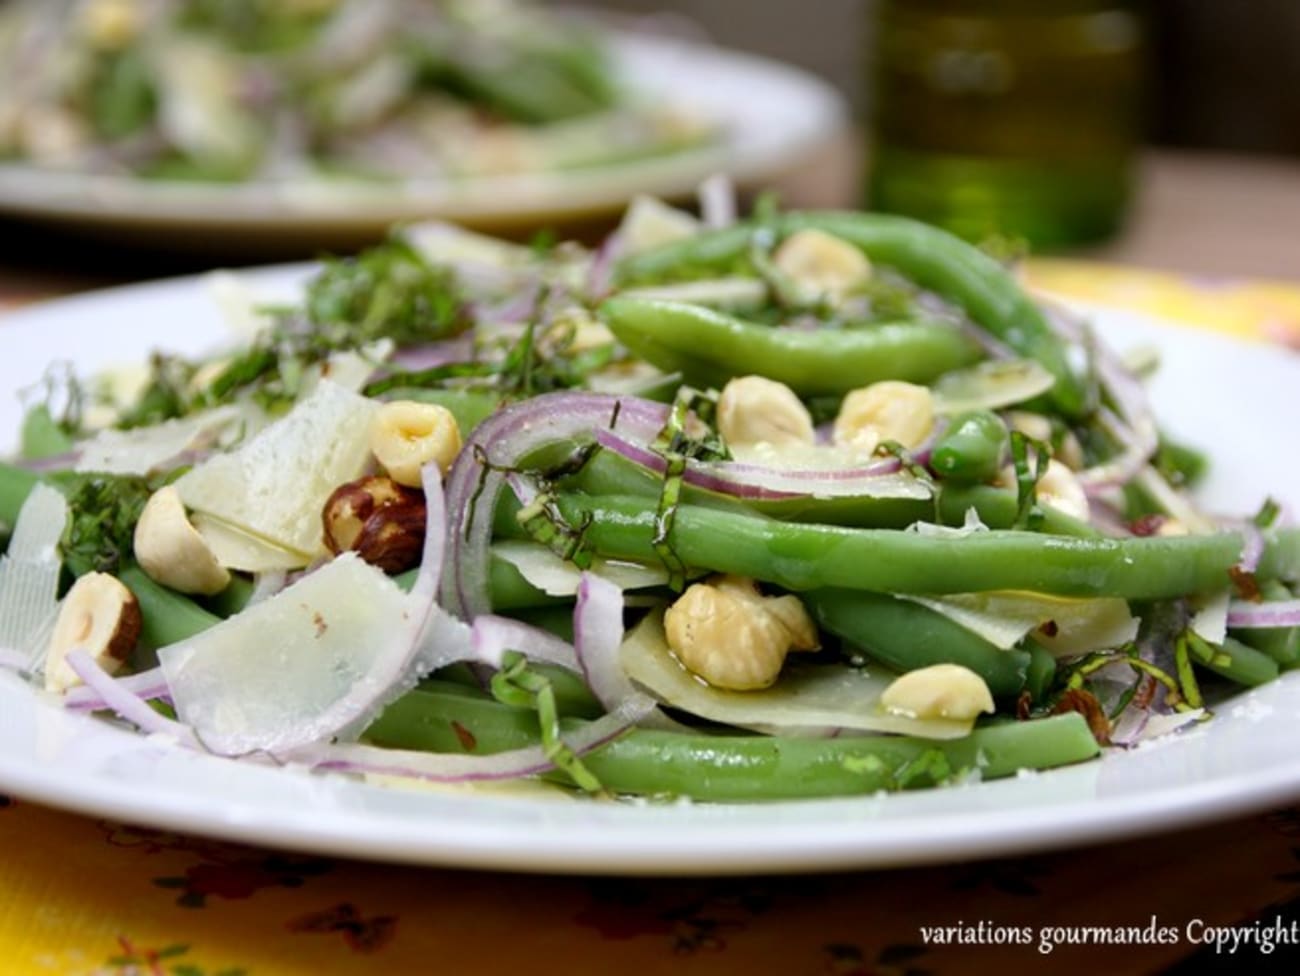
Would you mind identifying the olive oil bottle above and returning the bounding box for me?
[868,0,1143,248]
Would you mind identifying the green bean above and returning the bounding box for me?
[600,298,982,396]
[931,410,1008,484]
[804,588,1031,697]
[201,574,256,619]
[615,211,1086,416]
[363,683,1101,801]
[0,462,40,529]
[936,484,1099,537]
[564,444,1094,536]
[396,556,569,611]
[376,387,501,436]
[1194,636,1280,688]
[118,564,221,649]
[554,493,1300,599]
[1230,582,1299,668]
[20,406,75,460]
[1025,642,1059,703]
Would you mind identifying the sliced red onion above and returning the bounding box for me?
[411,461,447,602]
[1235,522,1265,575]
[440,392,668,620]
[574,573,638,709]
[1041,300,1158,493]
[300,692,655,785]
[698,173,737,230]
[593,428,926,501]
[470,614,580,672]
[1226,600,1300,629]
[246,570,289,607]
[1109,706,1150,749]
[386,335,475,372]
[65,650,198,745]
[477,283,542,325]
[16,449,82,474]
[64,665,170,711]
[586,233,621,300]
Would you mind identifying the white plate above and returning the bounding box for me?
[0,32,844,244]
[1,271,1299,876]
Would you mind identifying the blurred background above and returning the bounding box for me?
[0,0,1297,282]
[593,0,1300,279]
[595,0,1300,157]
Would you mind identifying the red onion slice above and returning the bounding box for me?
[698,174,737,230]
[1226,599,1300,629]
[386,335,475,372]
[301,692,655,785]
[471,614,580,672]
[574,573,638,709]
[65,650,198,745]
[1235,522,1265,575]
[64,665,170,711]
[593,428,926,501]
[586,234,621,299]
[441,392,668,620]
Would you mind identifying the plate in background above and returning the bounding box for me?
[0,32,845,251]
[0,271,1298,875]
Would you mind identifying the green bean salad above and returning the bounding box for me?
[2,191,1298,802]
[0,0,711,182]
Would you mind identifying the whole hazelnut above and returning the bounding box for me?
[322,476,427,574]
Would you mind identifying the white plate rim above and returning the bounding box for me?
[0,31,846,231]
[1,270,1299,876]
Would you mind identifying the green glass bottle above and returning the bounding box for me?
[868,0,1143,249]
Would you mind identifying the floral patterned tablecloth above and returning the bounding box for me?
[2,261,1300,976]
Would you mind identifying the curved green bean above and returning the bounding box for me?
[931,410,1008,484]
[600,298,982,396]
[614,210,1086,416]
[1230,581,1299,669]
[118,564,222,649]
[804,588,1032,697]
[554,492,1300,599]
[364,683,1101,801]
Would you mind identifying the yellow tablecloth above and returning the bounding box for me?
[3,261,1300,976]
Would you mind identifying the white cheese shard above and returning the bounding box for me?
[158,553,422,756]
[175,381,376,564]
[905,591,1139,657]
[0,484,67,667]
[620,612,974,740]
[75,405,249,476]
[191,513,306,573]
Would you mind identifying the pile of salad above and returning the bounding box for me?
[1,188,1298,802]
[0,0,711,182]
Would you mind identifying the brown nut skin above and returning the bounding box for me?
[321,476,427,574]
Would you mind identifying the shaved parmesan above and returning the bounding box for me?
[75,405,250,475]
[191,513,308,572]
[175,381,376,561]
[159,553,425,755]
[1190,591,1229,646]
[493,541,667,597]
[620,612,974,740]
[0,485,67,668]
[616,195,701,255]
[906,591,1138,657]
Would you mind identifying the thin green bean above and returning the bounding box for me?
[364,684,1101,801]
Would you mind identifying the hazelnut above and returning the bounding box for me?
[44,572,142,693]
[321,476,427,574]
[664,575,818,691]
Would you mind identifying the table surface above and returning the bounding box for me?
[3,147,1300,975]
